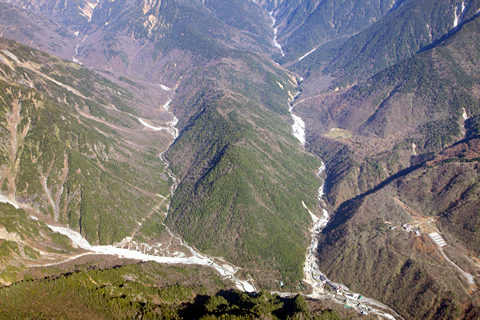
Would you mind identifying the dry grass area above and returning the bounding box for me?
[325,127,353,140]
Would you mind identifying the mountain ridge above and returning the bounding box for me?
[0,0,480,318]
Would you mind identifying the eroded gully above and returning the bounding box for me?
[42,90,256,292]
[288,92,402,319]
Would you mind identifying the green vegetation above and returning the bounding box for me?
[316,159,480,319]
[0,202,75,282]
[302,10,480,320]
[310,15,480,207]
[0,203,71,252]
[278,0,393,62]
[0,262,347,319]
[166,57,321,287]
[0,39,171,246]
[296,0,480,85]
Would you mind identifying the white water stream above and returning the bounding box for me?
[269,11,285,56]
[288,93,333,291]
[288,92,401,319]
[289,92,306,147]
[43,93,255,292]
[47,224,255,292]
[298,48,317,61]
[453,0,467,29]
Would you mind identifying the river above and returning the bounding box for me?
[288,92,401,319]
[40,84,400,318]
[45,90,256,292]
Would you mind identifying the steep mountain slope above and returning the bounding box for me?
[0,202,74,284]
[1,0,100,30]
[0,0,279,81]
[316,141,480,319]
[0,38,175,256]
[301,12,480,206]
[0,0,324,288]
[296,0,480,86]
[271,0,396,62]
[0,258,369,319]
[295,10,480,320]
[0,3,78,61]
[164,59,321,286]
[2,0,480,318]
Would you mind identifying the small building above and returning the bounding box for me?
[345,292,361,300]
[320,275,327,282]
[402,223,412,231]
[326,282,339,292]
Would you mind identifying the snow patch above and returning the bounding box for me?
[138,118,168,131]
[48,224,255,292]
[269,12,284,56]
[302,164,330,290]
[160,84,172,91]
[453,1,467,29]
[162,98,172,111]
[426,24,432,40]
[2,50,19,63]
[317,162,326,201]
[157,98,178,139]
[0,55,14,70]
[0,194,19,209]
[73,44,82,64]
[79,0,99,22]
[298,48,317,61]
[48,225,92,250]
[453,6,459,27]
[290,113,306,146]
[288,92,306,146]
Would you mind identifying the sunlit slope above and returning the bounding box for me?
[273,0,395,62]
[304,13,480,207]
[297,12,480,320]
[297,0,480,86]
[165,50,322,287]
[0,38,172,245]
[0,202,74,284]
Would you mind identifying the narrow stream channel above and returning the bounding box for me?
[288,91,401,319]
[44,92,256,292]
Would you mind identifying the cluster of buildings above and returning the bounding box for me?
[310,260,371,315]
[390,223,421,236]
[333,294,369,315]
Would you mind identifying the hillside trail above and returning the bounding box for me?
[395,198,476,288]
